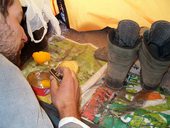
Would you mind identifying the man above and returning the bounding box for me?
[0,0,89,127]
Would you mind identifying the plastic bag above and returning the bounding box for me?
[20,0,61,43]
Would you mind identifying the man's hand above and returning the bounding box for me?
[50,67,80,119]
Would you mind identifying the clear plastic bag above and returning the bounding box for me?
[20,0,61,43]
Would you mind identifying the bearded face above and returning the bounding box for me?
[0,20,20,66]
[0,0,27,66]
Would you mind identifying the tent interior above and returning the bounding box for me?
[19,0,170,127]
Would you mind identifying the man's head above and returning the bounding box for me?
[0,0,28,66]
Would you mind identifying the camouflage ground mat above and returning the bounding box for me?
[81,62,170,128]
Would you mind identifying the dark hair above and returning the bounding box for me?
[0,0,14,17]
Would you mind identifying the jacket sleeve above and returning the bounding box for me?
[59,117,90,128]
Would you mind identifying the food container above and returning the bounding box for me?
[27,71,52,104]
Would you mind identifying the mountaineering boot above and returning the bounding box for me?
[105,20,141,89]
[139,20,170,90]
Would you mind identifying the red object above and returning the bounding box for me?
[81,85,114,121]
[32,86,50,96]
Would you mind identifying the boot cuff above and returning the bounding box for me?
[108,28,141,48]
[108,20,141,49]
[143,20,170,61]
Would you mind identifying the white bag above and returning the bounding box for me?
[20,0,61,43]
